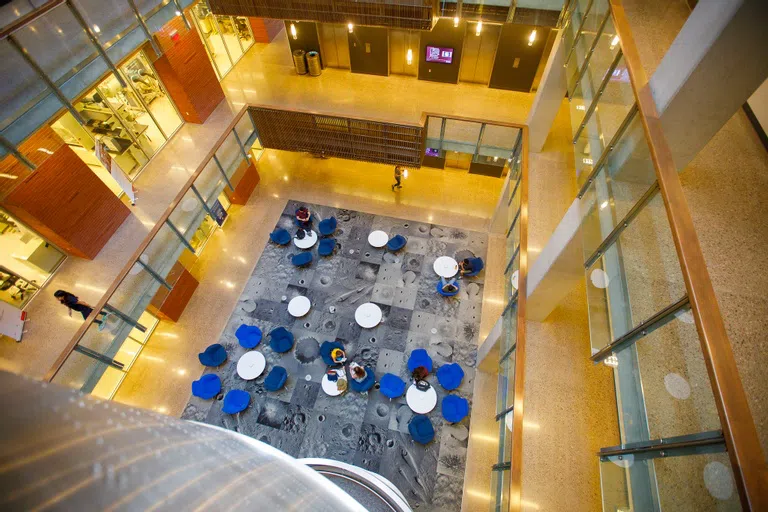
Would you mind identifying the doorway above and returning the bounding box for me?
[460,22,501,85]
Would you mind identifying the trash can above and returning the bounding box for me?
[292,49,307,75]
[307,51,322,76]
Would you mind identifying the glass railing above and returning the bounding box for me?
[0,0,197,160]
[45,106,256,398]
[490,132,525,511]
[560,0,762,508]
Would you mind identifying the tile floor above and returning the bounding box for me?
[181,200,488,510]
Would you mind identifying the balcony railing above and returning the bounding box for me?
[562,0,768,509]
[207,0,439,30]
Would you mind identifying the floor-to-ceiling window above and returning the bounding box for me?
[190,1,254,80]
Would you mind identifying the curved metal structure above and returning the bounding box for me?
[300,458,412,512]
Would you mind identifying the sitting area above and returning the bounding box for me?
[269,327,295,353]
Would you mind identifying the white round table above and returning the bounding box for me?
[321,369,347,396]
[368,230,389,248]
[288,295,311,317]
[237,351,266,380]
[433,256,459,278]
[406,383,438,414]
[355,302,382,328]
[293,229,318,249]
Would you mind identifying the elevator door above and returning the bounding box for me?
[389,29,419,76]
[318,23,350,69]
[459,22,501,85]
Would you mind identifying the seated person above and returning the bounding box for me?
[458,258,475,276]
[440,277,459,294]
[331,348,347,364]
[412,365,429,382]
[295,206,311,227]
[349,362,368,383]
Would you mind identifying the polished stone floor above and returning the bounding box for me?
[182,201,487,510]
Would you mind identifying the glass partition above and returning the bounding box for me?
[48,109,249,399]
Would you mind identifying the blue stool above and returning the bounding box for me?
[292,252,313,267]
[462,257,484,277]
[386,234,407,252]
[442,395,470,423]
[235,324,262,349]
[318,217,337,236]
[222,389,250,414]
[436,279,460,297]
[264,366,288,391]
[318,238,336,256]
[436,363,465,390]
[320,341,345,365]
[191,374,221,399]
[198,344,227,367]
[349,367,375,392]
[379,373,406,399]
[407,349,433,373]
[408,415,435,444]
[269,327,295,353]
[269,228,291,245]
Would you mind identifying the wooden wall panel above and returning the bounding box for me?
[0,126,65,200]
[249,106,423,167]
[208,0,436,30]
[1,144,131,260]
[249,17,284,43]
[152,14,224,124]
[148,261,199,322]
[225,159,260,205]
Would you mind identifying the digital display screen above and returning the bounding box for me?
[425,148,440,157]
[425,46,454,64]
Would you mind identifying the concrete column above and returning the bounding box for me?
[649,0,768,170]
[526,34,567,153]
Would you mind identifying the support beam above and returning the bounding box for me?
[525,34,567,153]
[649,0,768,171]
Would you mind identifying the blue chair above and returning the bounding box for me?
[318,238,336,256]
[436,279,460,297]
[191,374,221,399]
[436,363,465,390]
[462,257,485,277]
[292,252,313,267]
[408,415,435,444]
[379,373,406,399]
[198,344,227,367]
[442,395,470,423]
[269,228,291,245]
[264,366,288,391]
[386,234,407,252]
[407,349,433,374]
[320,341,345,365]
[269,327,294,353]
[222,389,250,414]
[235,324,262,349]
[318,217,337,236]
[349,367,375,393]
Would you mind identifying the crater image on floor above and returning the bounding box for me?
[182,200,488,510]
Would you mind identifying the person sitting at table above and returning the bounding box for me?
[350,362,368,383]
[440,277,459,294]
[412,365,429,382]
[458,258,475,276]
[331,348,347,364]
[295,206,311,228]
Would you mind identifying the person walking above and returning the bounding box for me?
[54,290,109,331]
[392,165,403,191]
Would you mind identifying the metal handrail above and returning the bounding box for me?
[43,105,251,382]
[608,0,768,508]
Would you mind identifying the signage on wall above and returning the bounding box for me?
[425,46,454,64]
[211,199,228,227]
[94,139,136,204]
